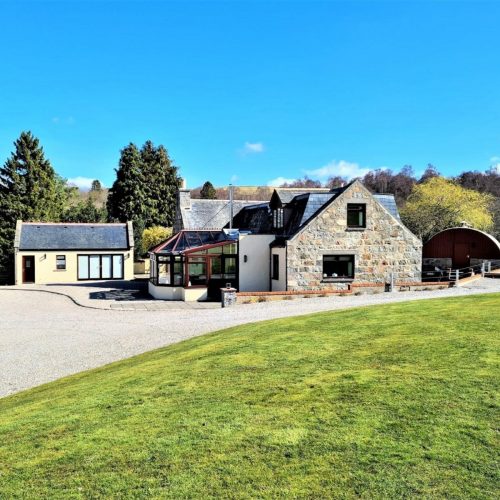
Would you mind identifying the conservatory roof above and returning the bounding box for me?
[152,230,238,255]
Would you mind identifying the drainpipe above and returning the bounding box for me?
[229,184,234,229]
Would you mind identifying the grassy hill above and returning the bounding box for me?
[0,295,498,498]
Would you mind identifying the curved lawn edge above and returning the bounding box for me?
[0,293,498,498]
[1,292,498,402]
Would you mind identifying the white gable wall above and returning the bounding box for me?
[238,234,275,292]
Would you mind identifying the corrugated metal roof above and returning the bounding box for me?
[19,223,130,250]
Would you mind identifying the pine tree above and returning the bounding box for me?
[0,131,68,281]
[200,181,217,199]
[107,140,181,257]
[90,179,102,192]
[140,141,181,227]
[106,143,145,223]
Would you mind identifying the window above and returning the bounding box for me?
[56,255,66,270]
[152,241,238,287]
[272,254,279,280]
[323,255,354,280]
[188,257,207,285]
[347,204,366,228]
[77,254,124,280]
[273,208,284,229]
[223,257,236,279]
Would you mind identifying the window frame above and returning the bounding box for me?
[322,254,355,282]
[77,254,124,281]
[56,254,66,270]
[347,203,366,229]
[150,241,238,288]
[272,254,279,280]
[273,208,284,229]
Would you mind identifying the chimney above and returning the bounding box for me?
[174,180,191,232]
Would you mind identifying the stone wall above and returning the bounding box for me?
[286,181,422,291]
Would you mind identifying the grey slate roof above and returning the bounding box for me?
[231,203,273,233]
[282,187,347,236]
[373,194,401,220]
[180,199,263,230]
[274,188,330,205]
[18,223,131,250]
[300,192,338,226]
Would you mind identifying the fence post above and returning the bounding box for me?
[455,269,459,282]
[481,262,485,276]
[487,261,492,273]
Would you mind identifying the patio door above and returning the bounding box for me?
[77,254,124,280]
[22,256,35,283]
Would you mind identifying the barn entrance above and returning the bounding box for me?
[453,243,470,268]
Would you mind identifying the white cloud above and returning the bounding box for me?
[490,156,500,163]
[242,142,264,155]
[230,174,239,184]
[67,177,96,190]
[267,176,297,187]
[492,163,500,174]
[305,160,370,180]
[52,117,60,124]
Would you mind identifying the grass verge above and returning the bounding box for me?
[0,294,499,498]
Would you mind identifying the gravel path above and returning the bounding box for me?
[1,278,499,398]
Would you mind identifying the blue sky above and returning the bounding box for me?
[1,0,499,190]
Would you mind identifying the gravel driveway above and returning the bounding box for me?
[1,278,499,398]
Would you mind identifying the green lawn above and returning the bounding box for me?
[0,295,499,499]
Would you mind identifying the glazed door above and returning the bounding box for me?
[22,256,35,283]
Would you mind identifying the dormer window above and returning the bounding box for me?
[273,208,284,229]
[347,204,366,228]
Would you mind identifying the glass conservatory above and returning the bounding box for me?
[149,230,239,301]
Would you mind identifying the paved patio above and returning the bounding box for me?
[8,279,220,310]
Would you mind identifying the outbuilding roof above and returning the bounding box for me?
[16,222,133,250]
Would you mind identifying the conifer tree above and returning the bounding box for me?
[106,143,145,223]
[140,141,181,227]
[0,131,68,280]
[200,181,217,199]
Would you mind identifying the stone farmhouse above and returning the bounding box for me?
[149,180,422,301]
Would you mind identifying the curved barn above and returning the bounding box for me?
[423,227,500,269]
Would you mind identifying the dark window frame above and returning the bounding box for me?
[273,208,284,229]
[77,254,124,281]
[150,241,238,288]
[347,203,366,229]
[56,254,66,270]
[272,254,279,280]
[322,254,355,281]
